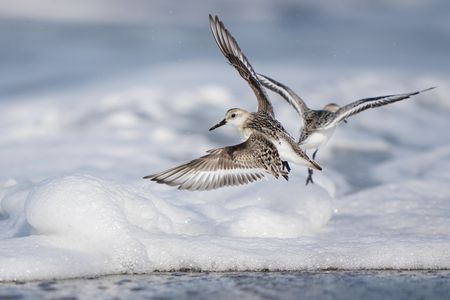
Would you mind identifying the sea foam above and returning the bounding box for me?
[0,63,449,281]
[0,174,333,281]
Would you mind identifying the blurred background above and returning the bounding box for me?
[0,0,449,193]
[1,0,448,99]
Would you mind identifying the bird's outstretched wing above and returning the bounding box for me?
[209,15,275,117]
[144,133,287,191]
[257,73,309,121]
[325,87,436,129]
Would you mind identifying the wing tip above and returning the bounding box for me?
[419,86,437,93]
[208,14,220,28]
[311,161,322,171]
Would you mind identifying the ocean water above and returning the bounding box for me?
[0,0,450,298]
[1,271,450,300]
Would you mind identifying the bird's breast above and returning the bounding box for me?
[241,127,253,139]
[301,128,336,149]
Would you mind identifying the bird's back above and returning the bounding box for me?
[299,109,336,146]
[245,111,290,141]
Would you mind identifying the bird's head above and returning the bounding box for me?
[209,108,249,131]
[323,103,340,113]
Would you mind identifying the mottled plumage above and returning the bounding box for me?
[144,133,287,191]
[208,15,320,171]
[209,15,274,117]
[257,73,435,184]
[258,73,434,144]
[143,16,321,191]
[244,111,287,139]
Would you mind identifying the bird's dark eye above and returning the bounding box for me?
[231,113,236,118]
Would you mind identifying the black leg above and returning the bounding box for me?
[305,149,319,186]
[305,168,314,185]
[312,149,318,160]
[282,161,291,172]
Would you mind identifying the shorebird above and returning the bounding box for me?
[257,73,435,185]
[143,15,321,191]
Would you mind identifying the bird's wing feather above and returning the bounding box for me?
[257,73,309,122]
[325,87,435,129]
[209,15,275,117]
[144,133,286,191]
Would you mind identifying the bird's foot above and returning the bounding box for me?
[305,169,314,185]
[281,166,289,181]
[282,161,291,172]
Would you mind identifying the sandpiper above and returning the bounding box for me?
[208,16,320,168]
[257,73,435,185]
[143,16,321,191]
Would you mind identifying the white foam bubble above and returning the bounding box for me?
[0,174,332,280]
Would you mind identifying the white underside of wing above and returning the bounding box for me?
[323,89,433,129]
[256,74,306,117]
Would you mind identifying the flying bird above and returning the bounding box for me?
[257,73,435,185]
[144,15,321,190]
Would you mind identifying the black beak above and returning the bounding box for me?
[209,119,227,131]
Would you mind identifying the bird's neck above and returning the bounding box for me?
[238,114,254,138]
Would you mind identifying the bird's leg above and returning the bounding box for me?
[305,168,314,185]
[312,149,318,160]
[305,149,319,186]
[280,161,290,181]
